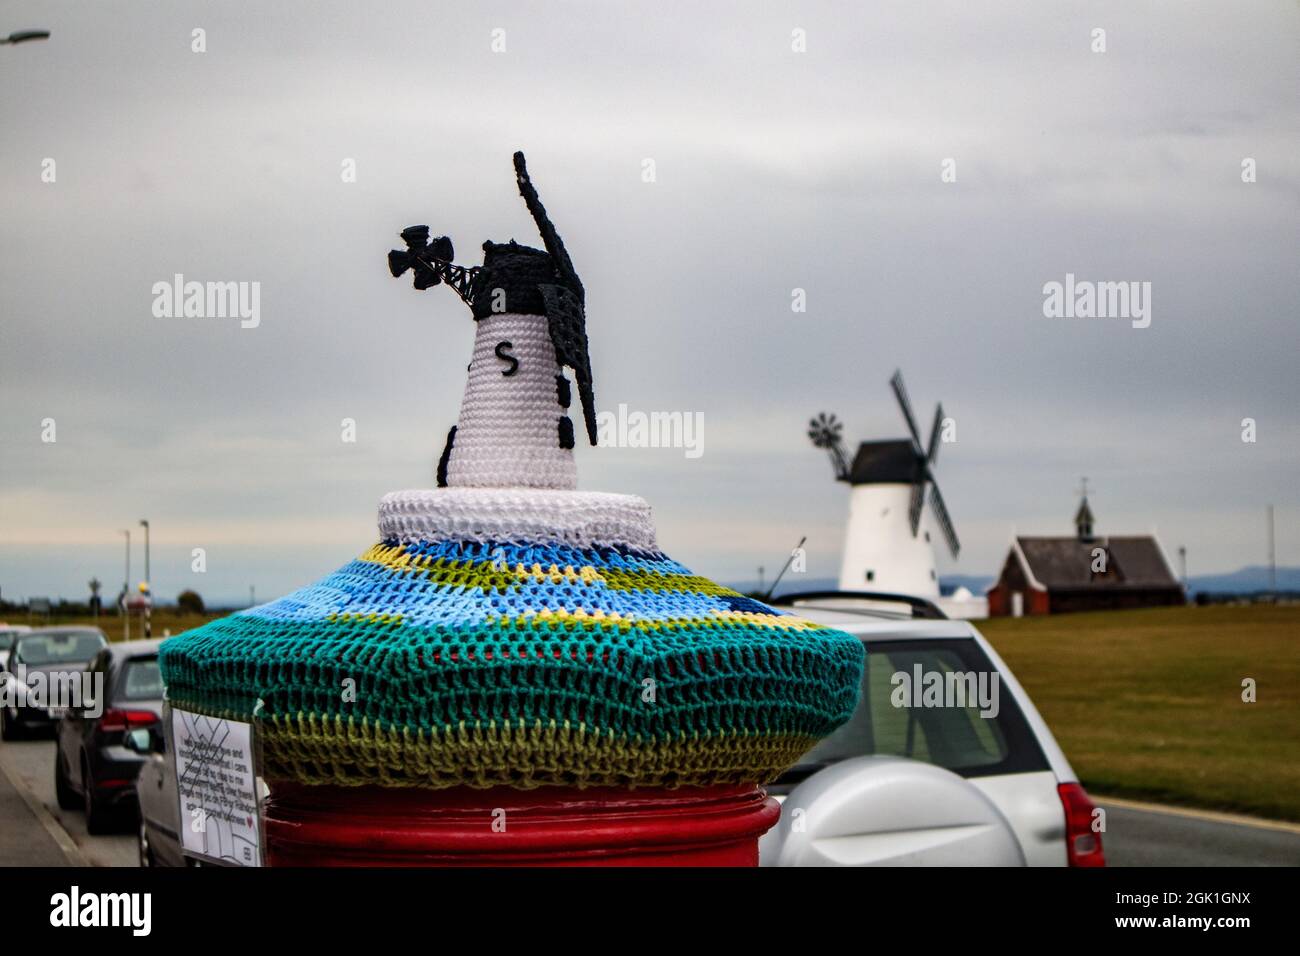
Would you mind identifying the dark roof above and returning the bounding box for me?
[1016,535,1181,590]
[846,440,923,485]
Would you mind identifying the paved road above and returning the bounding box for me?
[1098,799,1300,867]
[0,735,136,867]
[0,757,73,865]
[2,735,1298,867]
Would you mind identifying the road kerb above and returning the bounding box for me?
[0,749,89,866]
[1096,794,1300,836]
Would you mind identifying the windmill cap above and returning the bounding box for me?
[845,439,927,484]
[467,240,576,320]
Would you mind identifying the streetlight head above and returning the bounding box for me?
[4,30,51,44]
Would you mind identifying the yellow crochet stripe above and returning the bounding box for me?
[485,608,823,633]
[357,543,740,596]
[247,711,820,790]
[326,611,406,626]
[359,543,592,591]
[512,563,605,586]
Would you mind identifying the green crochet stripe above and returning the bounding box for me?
[243,712,822,790]
[160,615,861,745]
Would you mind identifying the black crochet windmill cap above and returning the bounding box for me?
[469,241,560,320]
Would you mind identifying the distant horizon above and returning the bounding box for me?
[7,563,1299,612]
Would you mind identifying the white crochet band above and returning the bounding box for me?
[378,488,659,551]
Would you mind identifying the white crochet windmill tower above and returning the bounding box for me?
[809,370,984,618]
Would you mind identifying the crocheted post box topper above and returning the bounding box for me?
[158,154,865,791]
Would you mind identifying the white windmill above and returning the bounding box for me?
[808,370,980,616]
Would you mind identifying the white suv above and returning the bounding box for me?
[760,592,1106,867]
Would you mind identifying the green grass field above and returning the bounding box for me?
[14,609,224,642]
[979,604,1300,822]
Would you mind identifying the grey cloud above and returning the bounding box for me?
[1,0,1296,605]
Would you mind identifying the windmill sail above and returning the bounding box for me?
[908,480,926,536]
[890,369,924,453]
[929,482,960,557]
[513,152,597,445]
[926,403,944,465]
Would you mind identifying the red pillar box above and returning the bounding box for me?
[159,153,863,867]
[265,783,779,866]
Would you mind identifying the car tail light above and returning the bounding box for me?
[98,709,158,734]
[1058,782,1106,867]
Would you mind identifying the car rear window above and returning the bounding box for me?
[119,657,163,701]
[14,631,106,666]
[779,638,1049,785]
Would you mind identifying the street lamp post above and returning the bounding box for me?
[1178,545,1189,604]
[139,519,151,637]
[121,529,131,641]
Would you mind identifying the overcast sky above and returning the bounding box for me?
[2,1,1296,607]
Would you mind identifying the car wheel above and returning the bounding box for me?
[82,755,111,835]
[54,750,79,810]
[138,818,155,867]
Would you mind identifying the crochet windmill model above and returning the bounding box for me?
[159,153,865,791]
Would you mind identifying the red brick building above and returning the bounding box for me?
[987,497,1185,616]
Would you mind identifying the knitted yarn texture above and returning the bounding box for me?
[445,312,578,490]
[159,489,865,790]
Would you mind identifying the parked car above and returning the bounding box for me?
[133,717,270,867]
[130,717,188,867]
[760,591,1105,867]
[0,624,32,671]
[54,638,163,833]
[0,627,107,740]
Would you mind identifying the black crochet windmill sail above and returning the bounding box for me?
[159,152,864,793]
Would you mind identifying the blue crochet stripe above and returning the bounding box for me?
[237,553,782,628]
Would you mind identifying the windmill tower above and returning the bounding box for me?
[808,370,959,598]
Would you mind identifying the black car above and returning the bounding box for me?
[0,625,32,671]
[0,627,108,739]
[54,638,164,833]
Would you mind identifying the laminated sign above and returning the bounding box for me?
[169,705,263,866]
